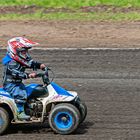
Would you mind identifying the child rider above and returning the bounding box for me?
[2,37,46,120]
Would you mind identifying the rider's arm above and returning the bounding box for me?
[7,60,29,79]
[30,60,45,70]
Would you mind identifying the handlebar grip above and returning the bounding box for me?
[36,73,44,77]
[42,67,51,71]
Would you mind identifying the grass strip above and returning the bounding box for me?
[1,11,140,21]
[0,0,140,8]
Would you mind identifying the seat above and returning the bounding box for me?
[26,84,48,98]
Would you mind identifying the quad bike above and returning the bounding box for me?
[0,68,87,135]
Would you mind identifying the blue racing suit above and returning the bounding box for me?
[2,54,42,113]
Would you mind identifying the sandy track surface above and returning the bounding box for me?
[1,20,140,48]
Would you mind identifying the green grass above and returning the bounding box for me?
[0,0,140,8]
[1,11,140,21]
[1,0,140,21]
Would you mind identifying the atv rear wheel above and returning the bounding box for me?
[0,107,10,135]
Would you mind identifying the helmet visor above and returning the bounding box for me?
[17,48,31,61]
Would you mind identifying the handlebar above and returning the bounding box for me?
[36,67,49,77]
[35,67,54,85]
[36,73,45,77]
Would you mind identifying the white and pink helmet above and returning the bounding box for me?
[7,37,39,67]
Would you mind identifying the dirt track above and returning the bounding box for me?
[1,20,140,48]
[0,49,140,140]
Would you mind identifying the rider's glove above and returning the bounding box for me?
[28,72,37,78]
[40,64,46,70]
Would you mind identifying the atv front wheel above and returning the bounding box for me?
[74,97,87,123]
[49,103,80,135]
[78,101,87,123]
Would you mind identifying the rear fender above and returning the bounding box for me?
[0,95,18,119]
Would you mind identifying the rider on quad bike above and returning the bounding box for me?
[2,37,46,120]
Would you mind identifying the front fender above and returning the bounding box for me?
[46,82,78,103]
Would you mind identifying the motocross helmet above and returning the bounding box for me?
[7,37,39,67]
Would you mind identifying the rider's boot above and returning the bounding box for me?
[17,111,30,120]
